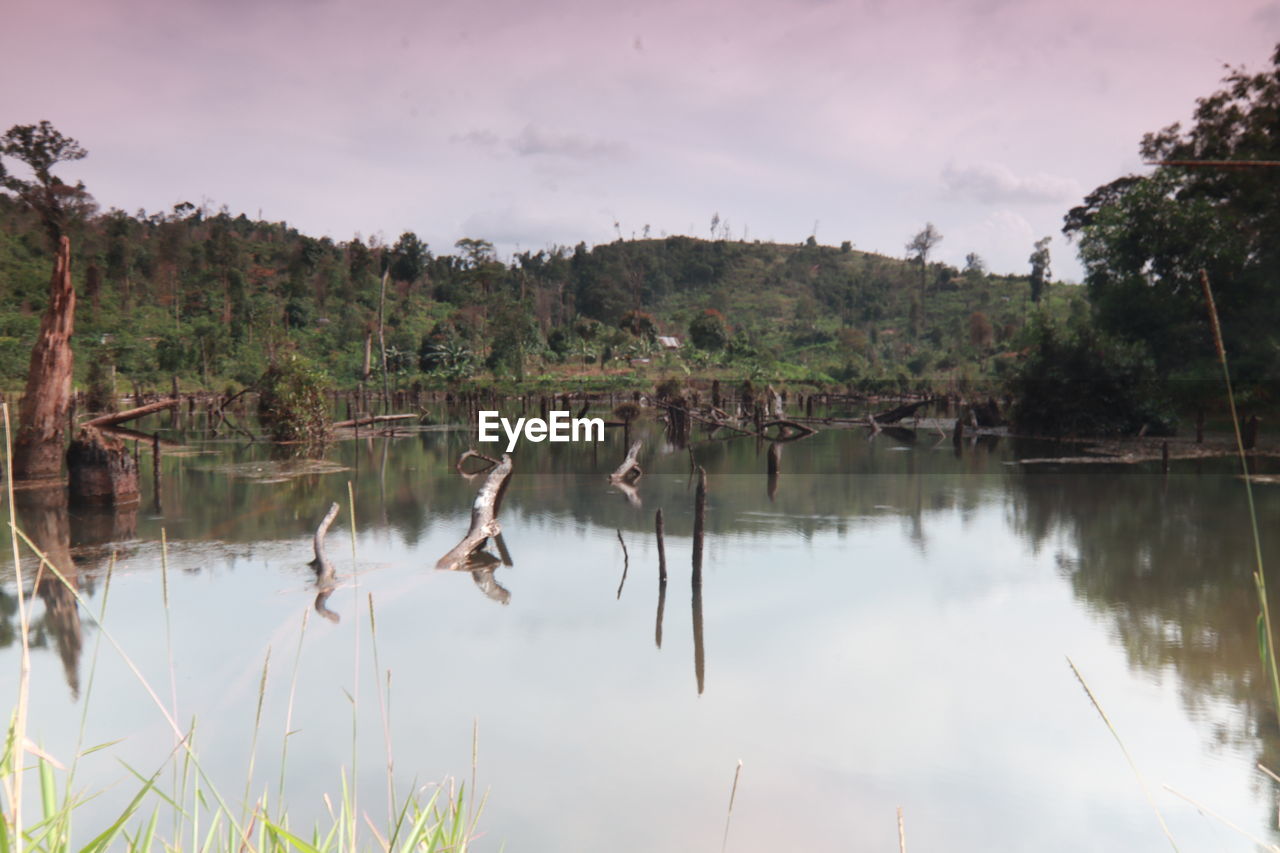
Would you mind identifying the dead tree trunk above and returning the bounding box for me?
[610,440,643,483]
[67,427,139,506]
[437,454,514,571]
[15,236,76,480]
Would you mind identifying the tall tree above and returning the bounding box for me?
[1028,237,1051,304]
[0,121,94,246]
[390,231,430,285]
[905,222,942,323]
[1064,43,1280,381]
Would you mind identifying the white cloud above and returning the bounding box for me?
[941,161,1084,205]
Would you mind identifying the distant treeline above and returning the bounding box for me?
[0,194,1073,393]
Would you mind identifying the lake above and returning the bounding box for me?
[3,404,1279,851]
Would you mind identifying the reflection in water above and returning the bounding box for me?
[17,488,83,698]
[692,581,705,696]
[767,442,780,501]
[1009,467,1280,831]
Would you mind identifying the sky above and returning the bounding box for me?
[2,0,1278,281]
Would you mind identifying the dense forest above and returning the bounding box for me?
[0,169,1075,396]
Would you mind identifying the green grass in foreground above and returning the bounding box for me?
[0,402,483,851]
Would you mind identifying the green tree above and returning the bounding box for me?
[0,121,94,245]
[1028,237,1051,304]
[688,309,728,350]
[391,231,430,285]
[1064,44,1280,382]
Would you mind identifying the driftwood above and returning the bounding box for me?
[82,398,179,429]
[310,502,341,622]
[333,413,417,429]
[309,502,340,580]
[15,236,76,479]
[610,440,643,483]
[759,420,816,442]
[436,454,513,572]
[869,398,932,425]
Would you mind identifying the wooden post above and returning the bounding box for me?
[1245,415,1260,450]
[1161,441,1170,475]
[152,433,162,513]
[767,442,780,501]
[655,508,667,583]
[692,466,706,584]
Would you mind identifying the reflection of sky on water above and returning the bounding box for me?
[0,420,1277,850]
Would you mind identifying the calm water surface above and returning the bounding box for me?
[4,409,1280,851]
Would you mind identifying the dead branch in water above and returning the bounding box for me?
[82,398,179,429]
[869,398,932,425]
[610,439,643,483]
[309,502,340,582]
[455,448,500,478]
[436,454,513,572]
[759,420,816,442]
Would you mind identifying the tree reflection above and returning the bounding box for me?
[1009,467,1280,829]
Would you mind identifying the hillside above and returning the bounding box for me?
[0,196,1081,393]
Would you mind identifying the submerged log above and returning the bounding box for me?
[437,454,513,572]
[14,236,76,480]
[67,427,139,506]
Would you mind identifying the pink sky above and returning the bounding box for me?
[3,0,1277,278]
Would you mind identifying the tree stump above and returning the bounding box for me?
[14,236,76,480]
[67,427,140,506]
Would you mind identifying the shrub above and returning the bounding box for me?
[1008,318,1175,437]
[689,309,728,350]
[257,355,332,444]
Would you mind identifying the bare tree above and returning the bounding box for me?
[905,222,942,320]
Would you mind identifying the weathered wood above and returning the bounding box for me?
[692,466,707,583]
[759,419,816,442]
[309,502,340,580]
[436,455,513,571]
[456,448,499,476]
[610,439,643,483]
[869,398,932,425]
[67,427,139,506]
[14,236,76,480]
[655,508,667,583]
[82,398,179,429]
[767,442,780,501]
[765,385,784,419]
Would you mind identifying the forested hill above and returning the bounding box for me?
[0,195,1076,391]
